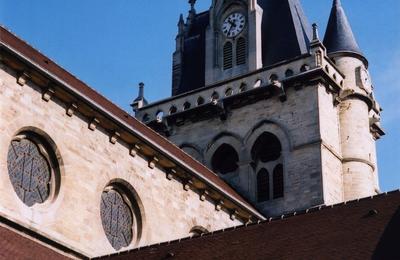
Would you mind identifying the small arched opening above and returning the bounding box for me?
[251,132,282,163]
[211,143,239,175]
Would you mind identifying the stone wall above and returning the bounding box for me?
[0,65,241,258]
[168,84,326,216]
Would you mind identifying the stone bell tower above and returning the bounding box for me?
[134,0,384,217]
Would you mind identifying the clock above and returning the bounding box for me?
[222,12,246,38]
[356,67,373,94]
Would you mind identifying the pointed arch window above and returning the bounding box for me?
[273,164,284,199]
[223,42,233,70]
[236,37,246,65]
[252,132,285,202]
[257,168,270,202]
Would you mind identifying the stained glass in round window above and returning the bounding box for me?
[7,137,52,207]
[100,188,134,251]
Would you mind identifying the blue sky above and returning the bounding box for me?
[1,0,399,192]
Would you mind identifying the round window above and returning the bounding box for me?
[7,134,57,207]
[101,186,136,251]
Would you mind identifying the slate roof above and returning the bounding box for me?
[323,0,363,56]
[176,11,209,95]
[258,0,312,66]
[98,190,400,260]
[174,0,313,95]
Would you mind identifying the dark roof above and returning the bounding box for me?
[177,11,209,95]
[258,0,312,66]
[0,214,82,259]
[0,26,263,220]
[323,0,363,56]
[101,190,400,259]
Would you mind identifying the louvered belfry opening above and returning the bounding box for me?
[223,42,233,70]
[236,37,246,65]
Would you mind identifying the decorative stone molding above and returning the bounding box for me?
[148,156,159,169]
[109,131,121,144]
[129,144,141,157]
[66,103,78,117]
[42,88,55,102]
[230,210,239,221]
[88,118,100,131]
[166,168,176,180]
[215,200,224,211]
[200,190,209,201]
[183,179,193,191]
[17,72,30,86]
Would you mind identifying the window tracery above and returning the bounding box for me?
[7,135,54,207]
[101,188,134,251]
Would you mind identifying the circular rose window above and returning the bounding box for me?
[7,134,56,207]
[101,187,136,250]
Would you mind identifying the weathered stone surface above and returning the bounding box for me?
[0,66,241,258]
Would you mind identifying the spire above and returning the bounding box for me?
[259,0,312,67]
[323,0,363,56]
[187,0,197,26]
[178,14,185,35]
[131,82,148,112]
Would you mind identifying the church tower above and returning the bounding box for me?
[134,0,384,217]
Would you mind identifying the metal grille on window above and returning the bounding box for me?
[223,42,233,70]
[101,189,134,251]
[7,138,51,207]
[236,37,246,65]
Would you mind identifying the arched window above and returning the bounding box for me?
[251,132,282,163]
[211,91,220,102]
[197,96,205,106]
[225,88,233,97]
[257,168,270,202]
[273,164,284,199]
[285,69,294,77]
[239,83,247,92]
[183,102,191,110]
[223,42,233,70]
[190,226,209,237]
[169,106,177,115]
[142,113,150,122]
[236,37,246,65]
[211,144,239,175]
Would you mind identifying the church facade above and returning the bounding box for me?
[134,0,384,217]
[0,0,390,259]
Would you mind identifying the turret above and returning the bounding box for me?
[131,82,148,113]
[324,0,383,200]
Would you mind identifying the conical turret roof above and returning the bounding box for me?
[323,0,363,56]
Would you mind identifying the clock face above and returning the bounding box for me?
[222,12,246,38]
[360,68,372,93]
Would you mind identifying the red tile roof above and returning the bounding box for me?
[0,25,263,220]
[99,190,400,259]
[0,215,83,259]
